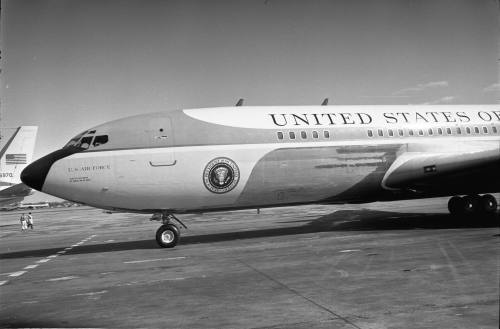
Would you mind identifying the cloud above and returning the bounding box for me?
[393,81,449,95]
[421,96,456,105]
[483,83,500,92]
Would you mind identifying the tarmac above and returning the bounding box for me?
[0,196,498,329]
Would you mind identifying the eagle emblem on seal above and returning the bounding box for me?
[203,157,240,194]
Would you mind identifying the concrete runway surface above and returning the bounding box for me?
[0,197,498,328]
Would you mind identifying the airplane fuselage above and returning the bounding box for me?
[22,105,500,213]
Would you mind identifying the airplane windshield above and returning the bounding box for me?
[64,132,109,150]
[64,131,87,148]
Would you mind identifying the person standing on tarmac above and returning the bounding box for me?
[27,212,34,229]
[20,213,28,231]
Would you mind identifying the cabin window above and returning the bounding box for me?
[474,127,479,134]
[428,128,433,135]
[408,129,414,136]
[367,130,373,137]
[324,130,330,138]
[93,135,109,147]
[301,131,307,139]
[312,131,319,139]
[289,131,296,139]
[437,128,443,135]
[466,127,471,134]
[493,126,498,133]
[446,128,452,135]
[482,127,488,133]
[378,129,383,137]
[388,129,394,137]
[398,129,404,136]
[418,129,424,136]
[456,127,462,134]
[277,132,284,140]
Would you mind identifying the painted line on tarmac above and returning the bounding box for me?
[9,271,26,277]
[0,234,97,287]
[74,290,107,297]
[339,249,361,253]
[24,264,38,270]
[123,256,186,264]
[47,276,79,282]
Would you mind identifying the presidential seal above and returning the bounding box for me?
[203,157,240,194]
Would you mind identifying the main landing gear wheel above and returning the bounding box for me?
[448,194,498,217]
[448,196,464,216]
[479,194,498,214]
[156,224,180,248]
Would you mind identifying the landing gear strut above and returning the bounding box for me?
[154,213,187,248]
[448,194,498,217]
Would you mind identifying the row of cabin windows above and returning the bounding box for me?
[277,130,330,140]
[367,125,499,138]
[276,125,499,141]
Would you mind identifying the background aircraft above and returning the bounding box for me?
[21,105,499,247]
[0,126,38,208]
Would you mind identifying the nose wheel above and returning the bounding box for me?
[156,224,180,248]
[153,213,187,248]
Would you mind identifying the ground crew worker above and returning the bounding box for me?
[20,213,28,231]
[27,212,34,229]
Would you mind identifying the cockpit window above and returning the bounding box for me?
[64,131,109,150]
[93,135,108,147]
[64,131,87,148]
[77,136,93,149]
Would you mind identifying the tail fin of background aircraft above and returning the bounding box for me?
[0,126,38,188]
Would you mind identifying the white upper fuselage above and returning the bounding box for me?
[22,105,500,213]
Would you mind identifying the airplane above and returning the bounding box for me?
[0,126,38,208]
[21,104,499,248]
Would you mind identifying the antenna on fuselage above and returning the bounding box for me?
[321,98,329,106]
[235,98,244,106]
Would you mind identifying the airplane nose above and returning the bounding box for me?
[21,148,79,191]
[21,158,49,191]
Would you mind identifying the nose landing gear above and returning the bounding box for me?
[448,194,498,217]
[153,213,187,248]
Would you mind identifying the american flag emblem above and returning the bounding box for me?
[6,154,27,165]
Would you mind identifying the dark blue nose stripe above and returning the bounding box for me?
[21,147,80,191]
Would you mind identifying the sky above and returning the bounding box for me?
[1,0,499,201]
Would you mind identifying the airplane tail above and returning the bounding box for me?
[0,126,38,188]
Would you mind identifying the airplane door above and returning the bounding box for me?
[148,117,176,185]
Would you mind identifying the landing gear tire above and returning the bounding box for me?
[448,194,498,219]
[156,224,180,248]
[462,194,480,216]
[479,194,498,214]
[448,196,465,216]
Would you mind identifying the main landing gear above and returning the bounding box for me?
[447,194,498,217]
[153,213,187,248]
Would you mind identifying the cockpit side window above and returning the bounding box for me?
[77,136,94,149]
[64,131,87,148]
[93,135,109,147]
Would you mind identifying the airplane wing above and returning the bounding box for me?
[382,145,500,192]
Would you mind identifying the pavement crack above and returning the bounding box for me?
[237,259,363,329]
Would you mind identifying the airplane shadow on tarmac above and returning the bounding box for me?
[0,209,498,259]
